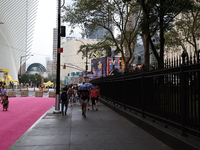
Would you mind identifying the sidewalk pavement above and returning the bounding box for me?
[9,102,172,150]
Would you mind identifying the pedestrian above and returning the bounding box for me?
[96,86,100,109]
[73,87,78,104]
[60,87,69,116]
[0,86,6,101]
[80,90,90,117]
[2,96,9,111]
[90,86,100,111]
[87,94,91,111]
[0,87,1,103]
[67,88,73,106]
[77,89,81,105]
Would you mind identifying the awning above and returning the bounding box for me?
[7,75,19,82]
[0,78,4,81]
[44,81,53,87]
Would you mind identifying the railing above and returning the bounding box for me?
[91,52,200,138]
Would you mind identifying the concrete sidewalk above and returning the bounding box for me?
[9,102,172,150]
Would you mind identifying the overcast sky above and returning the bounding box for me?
[27,0,81,68]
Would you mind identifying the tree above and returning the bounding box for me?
[62,0,142,72]
[166,1,200,60]
[138,0,193,69]
[18,74,41,86]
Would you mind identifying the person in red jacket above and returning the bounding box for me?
[90,86,100,111]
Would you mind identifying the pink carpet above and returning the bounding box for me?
[0,97,55,150]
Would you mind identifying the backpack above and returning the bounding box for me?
[90,89,97,98]
[61,92,68,101]
[81,91,88,100]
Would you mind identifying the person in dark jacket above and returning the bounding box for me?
[60,87,69,116]
[80,90,89,117]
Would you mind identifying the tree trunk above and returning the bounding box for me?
[142,34,150,70]
[159,0,165,69]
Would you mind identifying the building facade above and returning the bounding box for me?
[0,0,39,81]
[60,38,98,84]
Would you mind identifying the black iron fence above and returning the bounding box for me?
[91,52,200,138]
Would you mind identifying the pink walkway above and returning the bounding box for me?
[0,97,55,150]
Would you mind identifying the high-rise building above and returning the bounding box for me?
[0,0,39,81]
[51,28,58,78]
[60,38,98,83]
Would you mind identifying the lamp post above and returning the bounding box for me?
[86,49,88,77]
[54,0,65,113]
[19,54,33,90]
[63,63,84,71]
[76,40,88,77]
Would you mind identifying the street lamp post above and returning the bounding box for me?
[55,0,61,113]
[54,0,65,113]
[19,54,33,90]
[76,40,88,77]
[86,48,88,76]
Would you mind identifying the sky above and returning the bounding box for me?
[27,0,81,68]
[26,0,57,68]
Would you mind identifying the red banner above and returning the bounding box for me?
[58,48,63,53]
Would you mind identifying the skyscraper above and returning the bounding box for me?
[0,0,39,80]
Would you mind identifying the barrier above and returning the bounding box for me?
[7,91,16,97]
[49,92,56,98]
[21,90,28,97]
[35,91,43,97]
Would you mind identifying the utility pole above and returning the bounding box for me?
[75,39,88,78]
[54,0,61,113]
[86,47,88,77]
[54,0,65,113]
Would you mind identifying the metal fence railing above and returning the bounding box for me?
[91,52,200,138]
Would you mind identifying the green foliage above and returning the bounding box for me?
[18,74,41,85]
[138,0,194,69]
[165,28,182,52]
[165,0,200,57]
[62,0,141,72]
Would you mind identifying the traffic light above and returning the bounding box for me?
[60,26,66,37]
[63,64,66,69]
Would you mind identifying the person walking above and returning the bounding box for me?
[2,96,9,111]
[67,88,73,107]
[60,87,69,116]
[73,87,78,104]
[90,86,100,111]
[95,86,100,110]
[80,90,90,117]
[0,86,6,101]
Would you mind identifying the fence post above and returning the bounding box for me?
[123,76,126,110]
[197,50,200,63]
[180,51,188,137]
[141,70,145,117]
